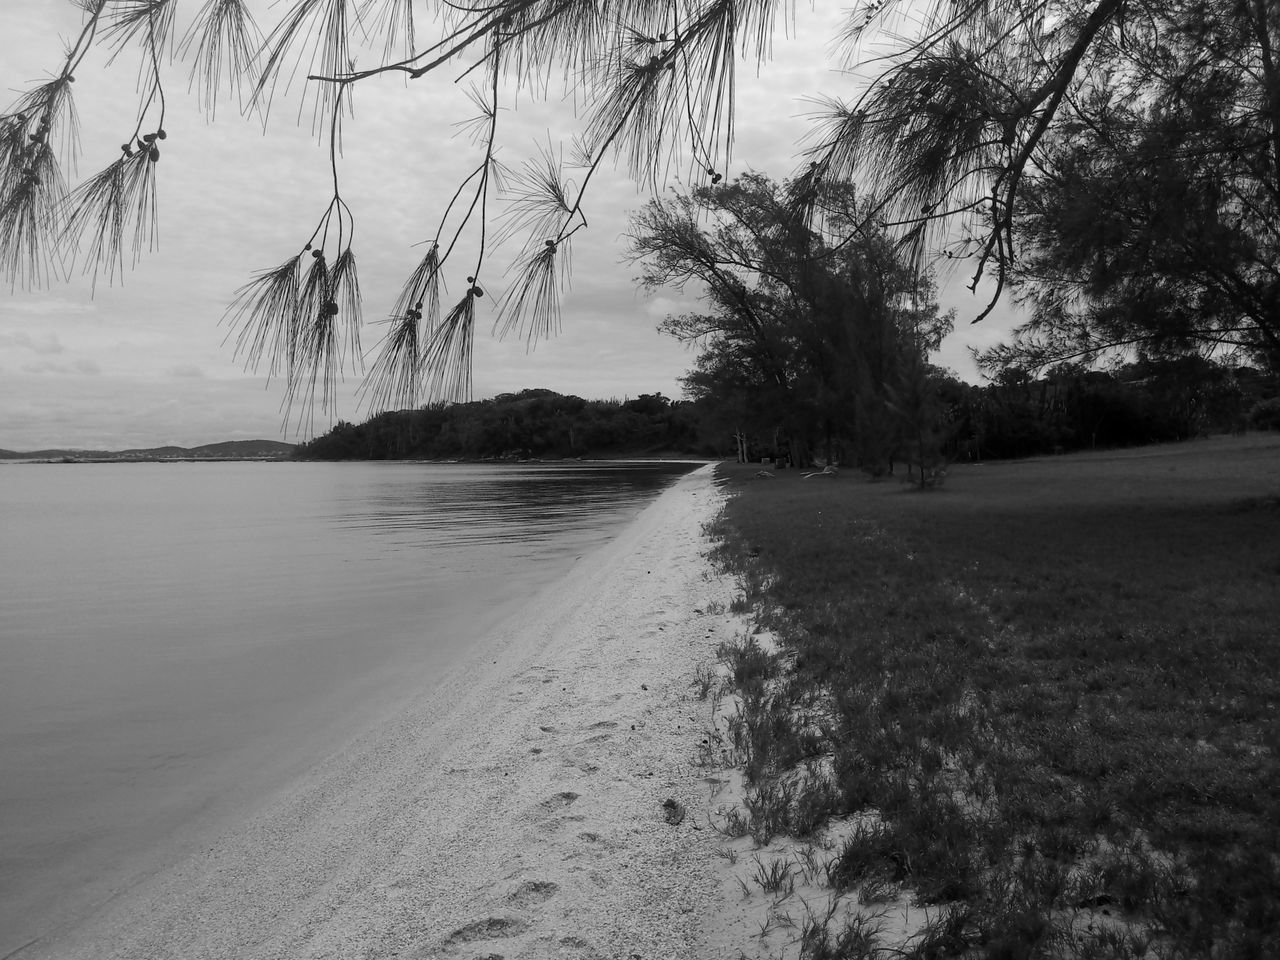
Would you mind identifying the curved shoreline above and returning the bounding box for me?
[28,463,743,960]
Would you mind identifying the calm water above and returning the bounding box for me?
[0,459,696,953]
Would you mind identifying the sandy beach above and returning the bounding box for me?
[25,463,750,960]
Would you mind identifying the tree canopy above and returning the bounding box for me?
[3,0,1277,418]
[805,0,1279,368]
[629,172,953,471]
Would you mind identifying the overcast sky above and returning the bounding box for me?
[1,1,1018,450]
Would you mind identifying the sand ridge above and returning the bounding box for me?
[28,464,754,960]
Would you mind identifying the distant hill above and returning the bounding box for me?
[0,439,296,461]
[296,389,705,461]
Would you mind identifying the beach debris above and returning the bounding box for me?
[662,798,686,825]
[802,464,840,478]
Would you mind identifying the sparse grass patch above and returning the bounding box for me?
[708,437,1280,957]
[798,900,886,960]
[690,662,719,700]
[750,854,796,898]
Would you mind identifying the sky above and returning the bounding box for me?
[0,1,1019,450]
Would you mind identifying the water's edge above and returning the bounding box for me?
[0,460,700,956]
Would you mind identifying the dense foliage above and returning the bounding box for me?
[294,388,700,460]
[812,0,1279,367]
[296,359,1278,463]
[936,358,1278,462]
[991,0,1280,371]
[630,173,953,476]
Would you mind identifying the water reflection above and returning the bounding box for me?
[331,462,698,547]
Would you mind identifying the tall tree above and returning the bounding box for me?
[628,172,951,470]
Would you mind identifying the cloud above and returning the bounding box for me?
[2,299,99,318]
[19,357,101,375]
[642,294,695,321]
[0,331,65,354]
[169,364,205,378]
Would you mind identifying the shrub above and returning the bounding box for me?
[1248,397,1280,430]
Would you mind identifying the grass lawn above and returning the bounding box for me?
[708,434,1280,959]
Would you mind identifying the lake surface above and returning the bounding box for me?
[0,459,698,955]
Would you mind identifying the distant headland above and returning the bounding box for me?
[0,440,297,463]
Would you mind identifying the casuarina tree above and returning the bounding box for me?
[5,0,1271,416]
[629,172,952,472]
[804,0,1279,370]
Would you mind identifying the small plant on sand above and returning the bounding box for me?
[742,778,796,845]
[694,731,726,768]
[794,843,822,884]
[751,855,796,898]
[690,663,719,700]
[1069,922,1154,960]
[715,804,751,839]
[857,876,898,906]
[716,635,778,694]
[825,821,898,892]
[799,900,886,960]
[901,903,989,960]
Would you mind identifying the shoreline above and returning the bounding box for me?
[26,463,746,960]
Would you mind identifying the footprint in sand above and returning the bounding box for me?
[444,916,531,944]
[537,791,579,812]
[530,792,586,833]
[507,879,559,908]
[519,667,561,686]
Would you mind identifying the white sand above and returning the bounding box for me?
[28,464,759,960]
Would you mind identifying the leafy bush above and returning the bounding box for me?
[1248,397,1280,431]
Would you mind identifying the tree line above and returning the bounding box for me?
[295,389,701,460]
[295,359,1278,465]
[623,156,1280,477]
[699,356,1277,468]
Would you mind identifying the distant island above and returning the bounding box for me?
[0,439,297,462]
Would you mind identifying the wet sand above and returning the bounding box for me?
[24,464,750,960]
